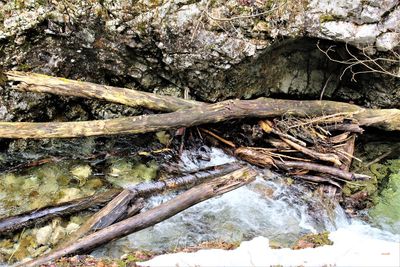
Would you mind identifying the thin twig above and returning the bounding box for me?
[200,128,236,148]
[319,73,332,100]
[288,112,352,129]
[317,41,400,81]
[206,0,287,22]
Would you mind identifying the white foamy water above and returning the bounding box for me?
[93,147,355,258]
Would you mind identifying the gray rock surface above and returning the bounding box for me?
[0,0,399,118]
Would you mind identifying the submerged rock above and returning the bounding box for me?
[292,232,333,249]
[70,164,92,185]
[35,225,52,245]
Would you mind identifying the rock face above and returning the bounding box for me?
[0,0,399,118]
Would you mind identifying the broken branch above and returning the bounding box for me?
[21,167,257,267]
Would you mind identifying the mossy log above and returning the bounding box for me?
[6,71,203,112]
[1,98,399,139]
[21,167,256,267]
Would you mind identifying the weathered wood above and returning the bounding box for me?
[279,161,369,181]
[0,189,121,235]
[123,198,145,220]
[293,175,342,188]
[323,123,364,133]
[235,147,370,181]
[259,120,307,147]
[0,98,399,139]
[56,190,139,250]
[91,190,138,230]
[329,132,351,144]
[58,162,242,248]
[6,71,203,112]
[339,134,356,171]
[0,163,240,235]
[280,137,342,166]
[200,128,236,148]
[20,167,257,267]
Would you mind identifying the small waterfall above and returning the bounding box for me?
[93,147,352,258]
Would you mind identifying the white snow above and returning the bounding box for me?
[139,223,400,267]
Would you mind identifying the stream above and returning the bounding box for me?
[92,148,400,260]
[0,146,399,265]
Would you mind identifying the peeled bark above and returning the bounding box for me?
[21,167,257,267]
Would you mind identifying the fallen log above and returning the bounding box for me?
[20,167,257,267]
[0,162,240,235]
[123,198,145,220]
[90,190,138,231]
[54,192,144,250]
[278,161,369,181]
[57,161,242,248]
[2,98,400,139]
[235,147,370,181]
[0,189,121,235]
[6,71,203,112]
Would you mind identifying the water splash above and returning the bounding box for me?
[93,147,350,258]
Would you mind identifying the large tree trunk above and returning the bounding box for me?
[0,98,399,139]
[20,167,256,267]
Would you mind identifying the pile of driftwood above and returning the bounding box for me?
[236,118,369,184]
[1,71,400,266]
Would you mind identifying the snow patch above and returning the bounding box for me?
[140,224,400,267]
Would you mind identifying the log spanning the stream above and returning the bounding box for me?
[0,98,399,139]
[0,162,241,235]
[21,167,257,267]
[3,71,400,138]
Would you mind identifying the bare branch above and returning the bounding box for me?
[206,1,287,22]
[317,41,400,81]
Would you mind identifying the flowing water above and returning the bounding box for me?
[93,147,399,259]
[0,147,399,265]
